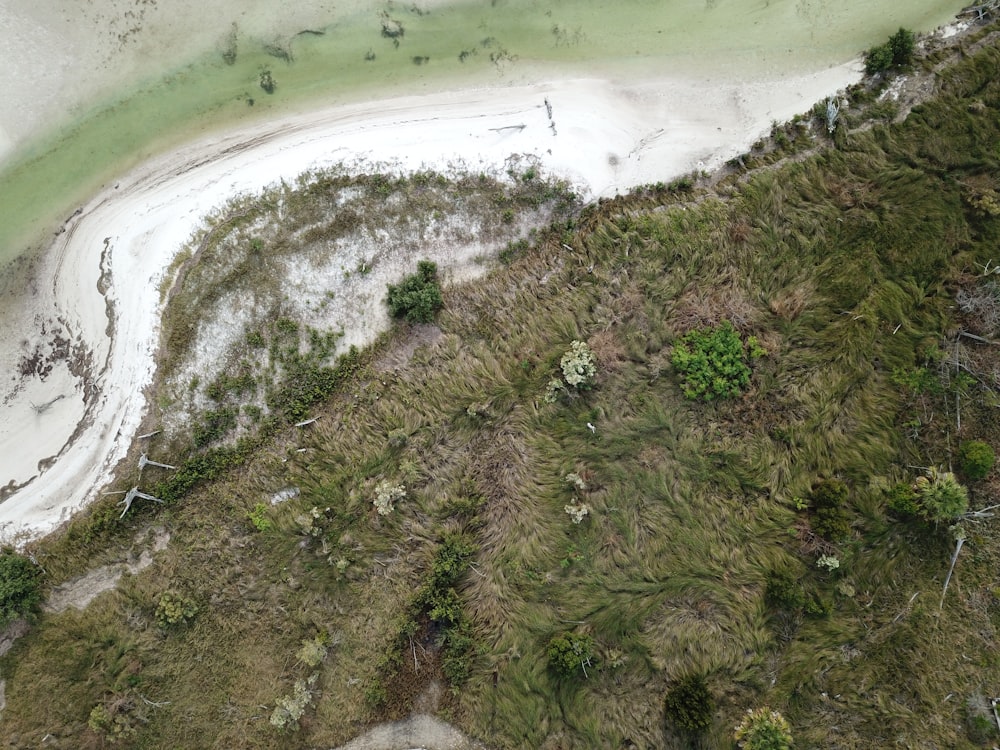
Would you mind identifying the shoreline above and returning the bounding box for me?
[0,13,975,542]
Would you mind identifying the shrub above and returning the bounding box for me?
[865,43,894,74]
[886,482,919,517]
[765,570,804,610]
[386,260,444,323]
[734,707,793,750]
[913,469,968,522]
[958,440,994,480]
[0,552,41,626]
[809,479,851,541]
[547,632,596,678]
[888,27,916,67]
[373,481,405,516]
[155,592,198,628]
[671,322,752,401]
[88,693,143,744]
[560,340,597,389]
[270,674,318,731]
[865,28,915,75]
[248,502,273,532]
[297,635,329,667]
[663,674,715,733]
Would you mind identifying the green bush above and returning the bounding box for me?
[765,570,804,610]
[734,707,793,750]
[809,479,851,541]
[864,43,893,75]
[0,552,41,626]
[888,27,916,67]
[914,469,968,522]
[546,632,596,678]
[886,482,919,517]
[663,674,715,732]
[155,591,198,628]
[386,260,444,323]
[958,440,994,480]
[865,28,915,74]
[671,322,752,401]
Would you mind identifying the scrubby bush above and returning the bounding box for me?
[547,632,596,677]
[155,592,198,628]
[865,28,915,75]
[663,674,715,733]
[270,674,318,731]
[809,479,851,541]
[0,552,41,626]
[913,469,968,522]
[373,481,405,516]
[958,440,994,480]
[560,340,597,389]
[386,260,444,323]
[735,707,793,749]
[765,569,804,610]
[671,322,753,401]
[297,634,329,667]
[886,482,919,517]
[88,693,143,744]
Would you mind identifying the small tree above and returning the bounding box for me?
[663,674,715,733]
[734,706,793,750]
[0,552,41,626]
[386,260,444,323]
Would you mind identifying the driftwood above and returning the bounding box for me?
[138,453,176,472]
[117,486,164,519]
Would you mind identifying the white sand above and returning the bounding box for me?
[0,61,866,540]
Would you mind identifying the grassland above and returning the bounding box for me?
[2,24,1000,750]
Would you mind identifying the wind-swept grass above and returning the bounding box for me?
[3,26,1000,750]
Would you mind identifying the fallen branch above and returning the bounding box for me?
[940,531,965,609]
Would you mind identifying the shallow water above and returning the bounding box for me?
[0,0,967,270]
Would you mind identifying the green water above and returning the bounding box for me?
[0,0,967,267]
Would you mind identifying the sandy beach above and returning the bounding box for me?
[0,0,973,542]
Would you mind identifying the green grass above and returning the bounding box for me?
[3,25,1000,750]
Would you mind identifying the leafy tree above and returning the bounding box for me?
[958,440,994,480]
[734,707,793,750]
[663,674,715,732]
[865,43,894,75]
[671,322,752,401]
[386,260,444,323]
[546,632,596,677]
[0,552,41,626]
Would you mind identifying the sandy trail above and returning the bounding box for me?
[0,62,867,541]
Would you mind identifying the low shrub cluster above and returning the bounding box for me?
[386,260,444,323]
[808,479,851,541]
[671,322,757,401]
[957,439,994,480]
[0,552,41,627]
[546,632,596,678]
[734,706,793,749]
[913,469,968,522]
[663,674,715,733]
[865,28,916,75]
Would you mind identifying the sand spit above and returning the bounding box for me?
[0,66,872,541]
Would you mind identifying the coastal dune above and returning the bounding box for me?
[0,66,868,539]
